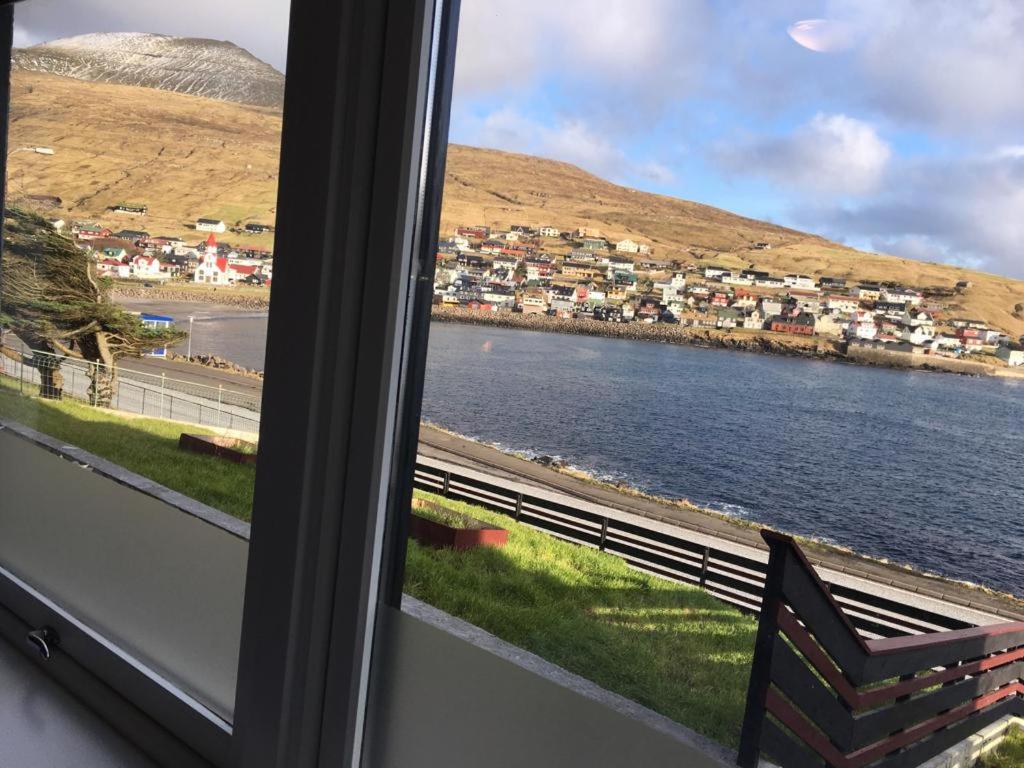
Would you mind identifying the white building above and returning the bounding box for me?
[539,226,560,238]
[784,274,817,290]
[615,239,640,254]
[130,255,163,278]
[196,218,227,233]
[996,346,1024,366]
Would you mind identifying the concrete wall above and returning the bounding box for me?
[0,422,248,720]
[366,600,735,768]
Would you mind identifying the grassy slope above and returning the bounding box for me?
[0,377,256,519]
[0,375,755,747]
[10,69,1024,336]
[982,727,1024,768]
[406,492,756,748]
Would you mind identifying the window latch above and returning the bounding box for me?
[26,627,58,661]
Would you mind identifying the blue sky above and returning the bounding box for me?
[448,0,1024,279]
[13,0,1024,278]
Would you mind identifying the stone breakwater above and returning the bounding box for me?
[165,352,264,379]
[113,285,270,311]
[430,306,843,360]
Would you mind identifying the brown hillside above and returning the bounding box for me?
[7,70,1024,336]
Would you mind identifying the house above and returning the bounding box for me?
[576,227,602,238]
[819,276,847,289]
[901,324,935,346]
[113,229,150,242]
[245,222,274,234]
[759,298,784,318]
[853,284,882,301]
[73,223,113,241]
[96,258,131,279]
[196,218,227,233]
[771,313,816,335]
[996,345,1024,366]
[721,272,753,286]
[741,308,764,330]
[48,218,66,231]
[703,265,730,279]
[783,274,817,290]
[456,226,489,239]
[539,226,560,238]
[111,203,148,215]
[901,310,934,328]
[825,295,860,313]
[521,293,548,315]
[814,312,846,337]
[101,247,129,261]
[874,300,907,316]
[606,255,635,273]
[582,237,608,251]
[752,241,772,250]
[492,254,519,271]
[846,317,877,340]
[716,307,742,329]
[615,239,640,254]
[882,287,923,306]
[130,255,163,278]
[755,276,785,289]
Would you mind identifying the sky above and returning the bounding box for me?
[13,0,1024,278]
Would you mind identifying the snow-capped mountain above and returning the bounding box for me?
[13,32,284,108]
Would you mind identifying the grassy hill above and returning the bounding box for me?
[8,69,1024,336]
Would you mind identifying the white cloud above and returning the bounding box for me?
[827,0,1024,138]
[469,107,674,185]
[716,113,891,197]
[797,152,1024,277]
[454,0,712,114]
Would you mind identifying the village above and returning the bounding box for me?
[433,224,1024,366]
[51,210,1024,367]
[49,209,275,288]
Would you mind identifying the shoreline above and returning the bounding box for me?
[418,422,1024,618]
[430,306,1024,379]
[112,287,1024,379]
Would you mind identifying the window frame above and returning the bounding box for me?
[0,0,459,765]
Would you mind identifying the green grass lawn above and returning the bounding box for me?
[0,373,757,748]
[406,491,757,748]
[0,376,256,519]
[982,727,1024,768]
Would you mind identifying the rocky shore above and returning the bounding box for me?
[430,306,1024,378]
[113,284,270,311]
[430,305,843,360]
[165,352,264,379]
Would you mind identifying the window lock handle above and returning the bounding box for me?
[26,627,58,660]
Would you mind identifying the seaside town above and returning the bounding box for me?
[50,208,1024,367]
[431,224,1024,366]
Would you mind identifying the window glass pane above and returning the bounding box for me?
[0,0,290,725]
[386,0,1024,757]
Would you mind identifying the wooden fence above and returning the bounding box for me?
[737,531,1024,768]
[412,460,1002,640]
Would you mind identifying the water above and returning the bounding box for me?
[117,298,269,369]
[420,324,1024,597]
[119,302,1024,596]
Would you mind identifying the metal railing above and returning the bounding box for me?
[411,460,1007,640]
[0,346,261,433]
[737,531,1024,768]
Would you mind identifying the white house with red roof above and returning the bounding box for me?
[96,258,130,279]
[130,255,164,279]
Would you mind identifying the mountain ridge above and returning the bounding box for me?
[13,33,284,108]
